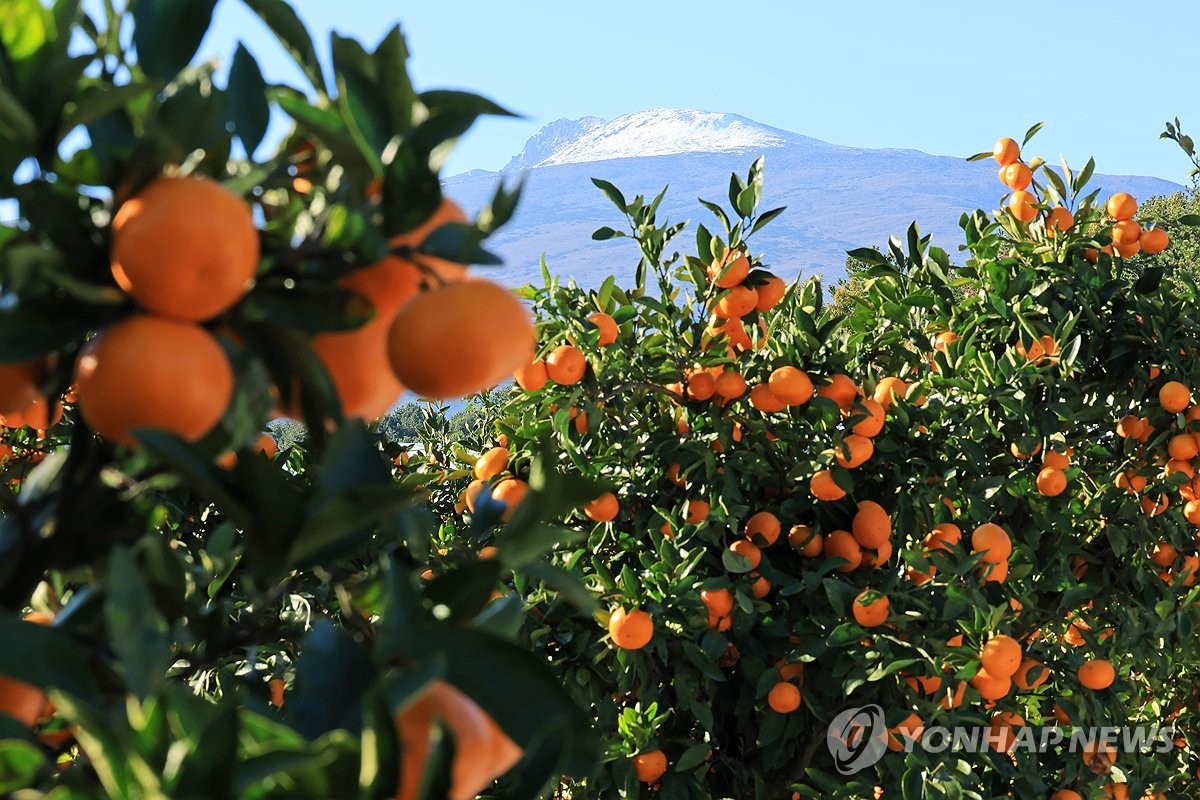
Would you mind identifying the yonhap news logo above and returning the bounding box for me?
[826,705,889,775]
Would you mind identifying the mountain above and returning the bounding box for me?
[445,109,1182,289]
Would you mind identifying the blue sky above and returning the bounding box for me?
[201,1,1197,183]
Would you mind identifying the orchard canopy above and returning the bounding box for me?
[0,2,1198,799]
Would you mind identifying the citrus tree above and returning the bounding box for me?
[0,2,597,797]
[446,138,1200,799]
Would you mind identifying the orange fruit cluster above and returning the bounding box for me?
[459,443,529,521]
[704,246,785,355]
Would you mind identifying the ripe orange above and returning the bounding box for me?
[834,434,874,468]
[584,491,619,522]
[744,511,781,546]
[1042,449,1070,470]
[475,446,509,480]
[714,370,747,399]
[684,499,710,524]
[74,315,234,446]
[686,371,717,401]
[1045,206,1074,234]
[850,399,886,437]
[750,573,771,598]
[767,681,802,713]
[1159,381,1192,413]
[1036,467,1068,497]
[1078,659,1115,690]
[393,679,522,800]
[1000,162,1033,190]
[1106,192,1137,220]
[490,477,528,520]
[714,285,757,319]
[254,433,277,459]
[588,312,618,346]
[1008,190,1038,223]
[971,523,1012,563]
[700,587,734,617]
[749,383,785,412]
[851,501,891,548]
[932,331,958,352]
[852,590,889,627]
[789,525,822,557]
[728,539,762,569]
[608,607,653,650]
[544,344,587,385]
[1082,739,1117,775]
[768,366,813,405]
[0,361,42,415]
[1169,433,1199,460]
[513,356,548,392]
[992,137,1019,166]
[968,667,1011,700]
[817,374,859,409]
[1113,238,1140,259]
[809,470,846,501]
[1111,219,1141,245]
[708,248,751,288]
[980,635,1022,678]
[1140,227,1169,255]
[633,750,668,783]
[872,376,909,408]
[388,280,535,400]
[389,198,470,287]
[111,176,259,321]
[987,711,1026,754]
[1014,657,1049,690]
[823,530,862,572]
[1150,541,1178,568]
[1049,791,1083,800]
[753,275,786,311]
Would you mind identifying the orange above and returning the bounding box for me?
[932,331,958,352]
[1150,541,1178,568]
[475,446,510,480]
[1159,381,1191,413]
[684,499,710,524]
[1014,657,1049,690]
[700,588,734,617]
[987,711,1025,754]
[980,635,1022,678]
[992,137,1019,166]
[834,434,873,468]
[753,275,786,311]
[924,522,961,553]
[584,491,619,522]
[588,312,618,346]
[686,371,717,401]
[968,667,1011,700]
[971,523,1012,563]
[872,376,909,408]
[810,470,846,501]
[608,607,653,650]
[633,750,668,783]
[728,539,762,569]
[394,679,521,800]
[1082,739,1117,775]
[0,361,43,415]
[1140,227,1169,255]
[74,315,233,447]
[1042,449,1070,470]
[851,590,889,628]
[714,285,757,319]
[388,280,536,400]
[823,530,862,572]
[768,366,814,405]
[1049,791,1083,800]
[1169,433,1199,460]
[714,370,747,399]
[767,681,802,713]
[749,383,785,412]
[254,433,277,459]
[1045,206,1074,234]
[817,374,859,410]
[708,248,751,288]
[1111,219,1141,245]
[750,573,771,598]
[111,176,259,321]
[1008,190,1038,223]
[464,479,486,513]
[789,525,822,557]
[850,399,886,437]
[851,501,891,548]
[544,344,587,386]
[513,357,548,391]
[1036,467,1068,497]
[389,198,470,287]
[1115,415,1143,438]
[979,558,1008,584]
[744,511,781,546]
[490,477,528,521]
[1078,659,1115,690]
[1106,192,1137,220]
[1113,239,1140,258]
[999,162,1032,190]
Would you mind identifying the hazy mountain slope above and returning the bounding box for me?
[446,110,1182,289]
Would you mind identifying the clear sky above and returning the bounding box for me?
[198,1,1199,183]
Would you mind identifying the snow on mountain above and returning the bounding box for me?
[508,109,796,169]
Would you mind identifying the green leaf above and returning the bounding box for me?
[592,226,623,241]
[373,26,415,134]
[134,431,255,533]
[1021,121,1044,146]
[131,0,218,81]
[592,178,627,212]
[0,615,100,704]
[0,739,44,793]
[0,85,37,146]
[424,560,502,623]
[227,44,270,155]
[289,621,376,740]
[57,81,157,145]
[1178,214,1200,226]
[240,0,327,94]
[330,33,387,169]
[103,547,171,700]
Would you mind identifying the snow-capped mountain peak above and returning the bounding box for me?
[505,109,795,170]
